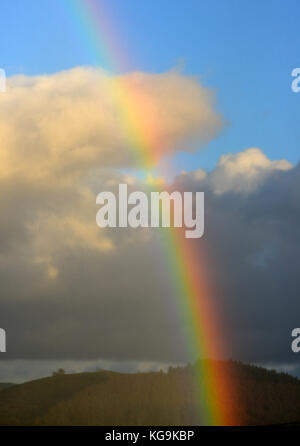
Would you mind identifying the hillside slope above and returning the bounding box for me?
[0,383,14,390]
[0,361,300,426]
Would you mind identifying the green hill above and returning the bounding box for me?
[0,361,300,426]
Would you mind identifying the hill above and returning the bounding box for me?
[0,361,300,426]
[0,383,14,391]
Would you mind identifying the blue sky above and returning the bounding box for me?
[1,0,299,172]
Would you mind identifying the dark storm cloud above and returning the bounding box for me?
[1,147,299,369]
[0,65,299,375]
[175,150,300,365]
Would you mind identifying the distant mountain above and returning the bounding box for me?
[0,361,300,426]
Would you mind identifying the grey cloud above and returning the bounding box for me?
[1,136,300,376]
[3,66,298,381]
[175,151,300,365]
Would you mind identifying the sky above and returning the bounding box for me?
[0,0,300,383]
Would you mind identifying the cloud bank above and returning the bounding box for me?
[0,67,299,380]
[1,67,224,180]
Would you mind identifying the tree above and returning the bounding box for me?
[52,368,66,376]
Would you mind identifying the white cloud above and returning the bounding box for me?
[209,148,292,194]
[0,67,224,181]
[176,148,292,195]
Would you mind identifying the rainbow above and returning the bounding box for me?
[66,0,240,425]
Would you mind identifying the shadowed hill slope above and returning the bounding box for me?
[0,383,14,390]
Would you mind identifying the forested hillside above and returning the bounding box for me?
[0,361,299,426]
